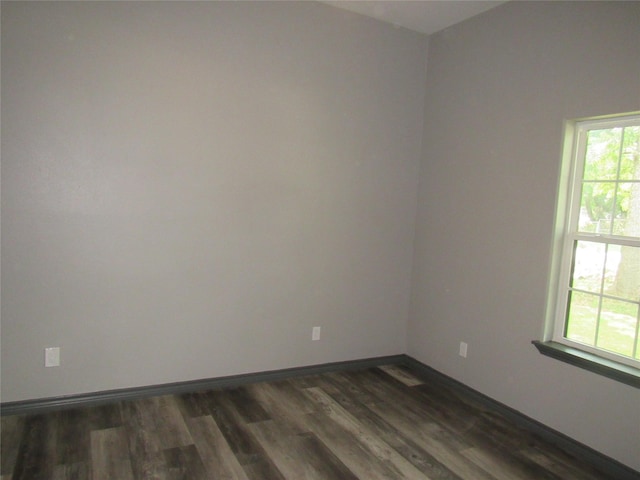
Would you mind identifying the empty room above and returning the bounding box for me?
[1,1,639,479]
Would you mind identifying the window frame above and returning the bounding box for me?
[542,113,640,380]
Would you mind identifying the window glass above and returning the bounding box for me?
[556,115,640,366]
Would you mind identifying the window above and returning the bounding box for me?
[538,113,640,384]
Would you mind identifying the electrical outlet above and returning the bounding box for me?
[312,326,321,341]
[45,347,60,367]
[459,341,468,358]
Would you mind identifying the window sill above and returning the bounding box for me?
[532,340,640,389]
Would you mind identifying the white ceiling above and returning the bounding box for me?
[322,1,507,35]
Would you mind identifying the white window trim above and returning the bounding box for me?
[546,113,640,371]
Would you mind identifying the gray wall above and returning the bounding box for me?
[409,1,640,471]
[1,2,427,402]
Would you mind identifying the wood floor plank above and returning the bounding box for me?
[150,396,194,450]
[358,369,480,444]
[120,400,169,480]
[56,409,90,466]
[404,379,578,480]
[175,391,211,419]
[247,382,322,441]
[294,432,361,480]
[86,403,123,431]
[261,379,318,415]
[368,373,608,480]
[304,386,432,480]
[320,377,463,480]
[460,446,563,480]
[344,369,478,460]
[208,390,286,480]
[52,462,91,480]
[248,419,359,480]
[163,444,208,480]
[300,410,407,480]
[465,409,535,452]
[379,364,424,386]
[241,459,288,480]
[248,381,402,480]
[206,400,260,466]
[321,372,382,408]
[90,427,134,480]
[412,387,537,469]
[1,415,25,476]
[366,399,499,480]
[224,387,271,423]
[186,415,250,480]
[246,382,315,434]
[11,413,58,480]
[118,394,193,480]
[413,379,502,434]
[284,374,326,389]
[519,445,610,480]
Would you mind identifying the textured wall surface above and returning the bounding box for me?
[409,1,640,471]
[1,1,427,402]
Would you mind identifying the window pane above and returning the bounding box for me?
[613,182,633,236]
[570,241,604,293]
[615,180,640,239]
[619,125,639,181]
[583,128,622,181]
[596,298,638,358]
[565,291,599,345]
[624,186,640,239]
[602,244,620,294]
[578,181,616,234]
[608,245,640,301]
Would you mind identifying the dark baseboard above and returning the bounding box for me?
[0,354,405,416]
[402,355,640,480]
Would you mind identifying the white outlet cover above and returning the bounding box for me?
[45,347,60,367]
[312,326,321,341]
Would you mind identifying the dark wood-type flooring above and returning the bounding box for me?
[1,364,617,479]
